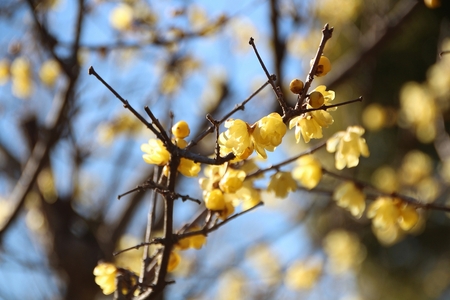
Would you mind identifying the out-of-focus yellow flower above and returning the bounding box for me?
[367,197,420,245]
[292,154,322,189]
[327,126,369,170]
[0,59,9,84]
[417,177,440,203]
[267,172,297,198]
[333,181,365,218]
[217,269,247,300]
[285,260,322,290]
[235,182,261,210]
[218,200,235,220]
[141,139,170,165]
[94,263,117,295]
[178,227,207,250]
[399,82,437,143]
[188,5,208,31]
[399,150,432,186]
[219,119,254,161]
[167,251,181,272]
[11,56,32,99]
[110,4,134,31]
[219,168,246,193]
[252,113,287,159]
[323,230,366,274]
[371,166,398,194]
[178,158,201,177]
[362,103,386,131]
[246,244,281,287]
[39,59,60,87]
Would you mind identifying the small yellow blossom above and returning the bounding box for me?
[362,104,386,131]
[172,120,190,139]
[204,189,225,210]
[252,113,287,158]
[371,166,398,194]
[292,155,322,189]
[219,119,254,160]
[235,182,261,210]
[333,182,365,218]
[110,4,134,31]
[398,150,432,185]
[218,200,235,220]
[178,158,201,177]
[323,230,366,273]
[93,263,117,295]
[0,59,9,84]
[311,55,331,77]
[326,126,370,170]
[367,197,420,245]
[285,260,322,290]
[167,251,181,272]
[178,227,207,249]
[219,168,246,193]
[141,139,170,165]
[39,59,60,87]
[267,172,297,198]
[311,85,336,109]
[11,56,32,99]
[289,86,334,143]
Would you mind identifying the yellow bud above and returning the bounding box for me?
[167,251,181,272]
[204,189,225,210]
[289,79,304,94]
[172,120,190,138]
[308,91,324,108]
[311,55,331,77]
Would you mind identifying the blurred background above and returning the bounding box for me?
[1,0,450,299]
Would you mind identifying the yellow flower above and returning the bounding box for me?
[267,172,297,198]
[178,158,201,177]
[219,119,254,160]
[172,120,190,139]
[285,260,322,290]
[311,85,336,109]
[93,263,117,295]
[39,59,60,87]
[235,182,261,210]
[252,113,287,159]
[0,59,9,84]
[333,182,365,218]
[204,189,225,210]
[326,126,369,170]
[219,168,246,193]
[311,56,331,77]
[11,57,32,99]
[367,197,420,245]
[176,227,207,250]
[323,230,366,273]
[289,86,334,144]
[110,4,134,31]
[292,155,322,189]
[141,139,170,165]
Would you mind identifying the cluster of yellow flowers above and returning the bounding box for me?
[289,85,336,143]
[141,121,201,177]
[199,163,260,217]
[219,112,287,160]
